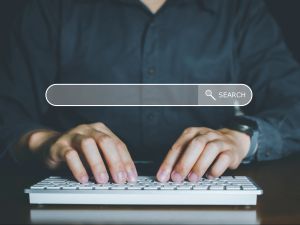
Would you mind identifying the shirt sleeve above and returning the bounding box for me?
[235,0,300,161]
[0,0,60,161]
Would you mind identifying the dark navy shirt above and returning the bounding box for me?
[1,0,300,165]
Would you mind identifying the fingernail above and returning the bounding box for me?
[127,169,137,183]
[157,170,169,182]
[188,172,199,182]
[80,175,89,184]
[96,173,109,184]
[206,174,214,180]
[117,171,126,183]
[171,171,183,182]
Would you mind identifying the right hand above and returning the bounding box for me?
[28,122,137,184]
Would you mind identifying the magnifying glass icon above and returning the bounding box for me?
[205,89,216,101]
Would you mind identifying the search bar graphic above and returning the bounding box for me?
[46,84,252,107]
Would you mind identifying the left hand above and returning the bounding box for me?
[156,127,250,182]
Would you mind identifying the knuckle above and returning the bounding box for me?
[50,141,68,159]
[193,159,208,174]
[93,122,106,129]
[229,155,240,169]
[45,159,60,169]
[175,163,189,173]
[48,145,57,159]
[205,131,220,140]
[198,127,213,134]
[191,136,205,145]
[116,140,127,150]
[90,161,103,171]
[170,145,180,153]
[74,124,89,132]
[97,134,112,145]
[55,136,69,146]
[50,142,60,151]
[220,152,231,162]
[207,142,223,152]
[195,164,206,176]
[233,154,240,165]
[64,149,77,160]
[124,162,134,171]
[199,127,211,131]
[229,163,238,170]
[183,127,197,134]
[49,144,59,159]
[80,137,94,148]
[161,160,173,171]
[114,163,126,172]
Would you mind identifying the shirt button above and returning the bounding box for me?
[148,67,156,76]
[265,151,271,157]
[147,113,155,121]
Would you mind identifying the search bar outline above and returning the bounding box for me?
[45,83,253,107]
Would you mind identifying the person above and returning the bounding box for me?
[0,0,300,184]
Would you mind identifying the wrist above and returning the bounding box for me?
[27,130,60,152]
[228,130,251,159]
[243,130,258,163]
[238,132,251,158]
[225,116,259,162]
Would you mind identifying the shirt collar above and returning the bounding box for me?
[117,0,213,13]
[118,0,202,5]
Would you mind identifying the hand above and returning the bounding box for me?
[156,127,250,182]
[27,123,137,184]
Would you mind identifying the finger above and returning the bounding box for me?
[206,151,232,178]
[170,138,205,182]
[171,133,216,182]
[93,132,127,184]
[114,141,138,182]
[157,128,216,182]
[62,147,89,183]
[156,129,197,182]
[90,123,137,182]
[73,134,109,184]
[188,140,229,182]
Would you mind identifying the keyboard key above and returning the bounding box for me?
[31,186,46,190]
[46,186,62,190]
[242,185,257,190]
[160,185,176,190]
[78,185,94,190]
[209,186,224,190]
[193,186,208,190]
[144,186,159,190]
[127,186,143,190]
[62,186,78,190]
[111,186,127,190]
[226,186,241,190]
[220,176,234,179]
[94,185,110,190]
[176,186,192,190]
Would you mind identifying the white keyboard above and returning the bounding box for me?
[25,176,262,205]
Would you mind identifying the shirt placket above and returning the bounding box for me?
[140,16,161,159]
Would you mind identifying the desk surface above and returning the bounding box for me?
[0,155,300,225]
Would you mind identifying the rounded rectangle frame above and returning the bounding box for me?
[45,84,253,107]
